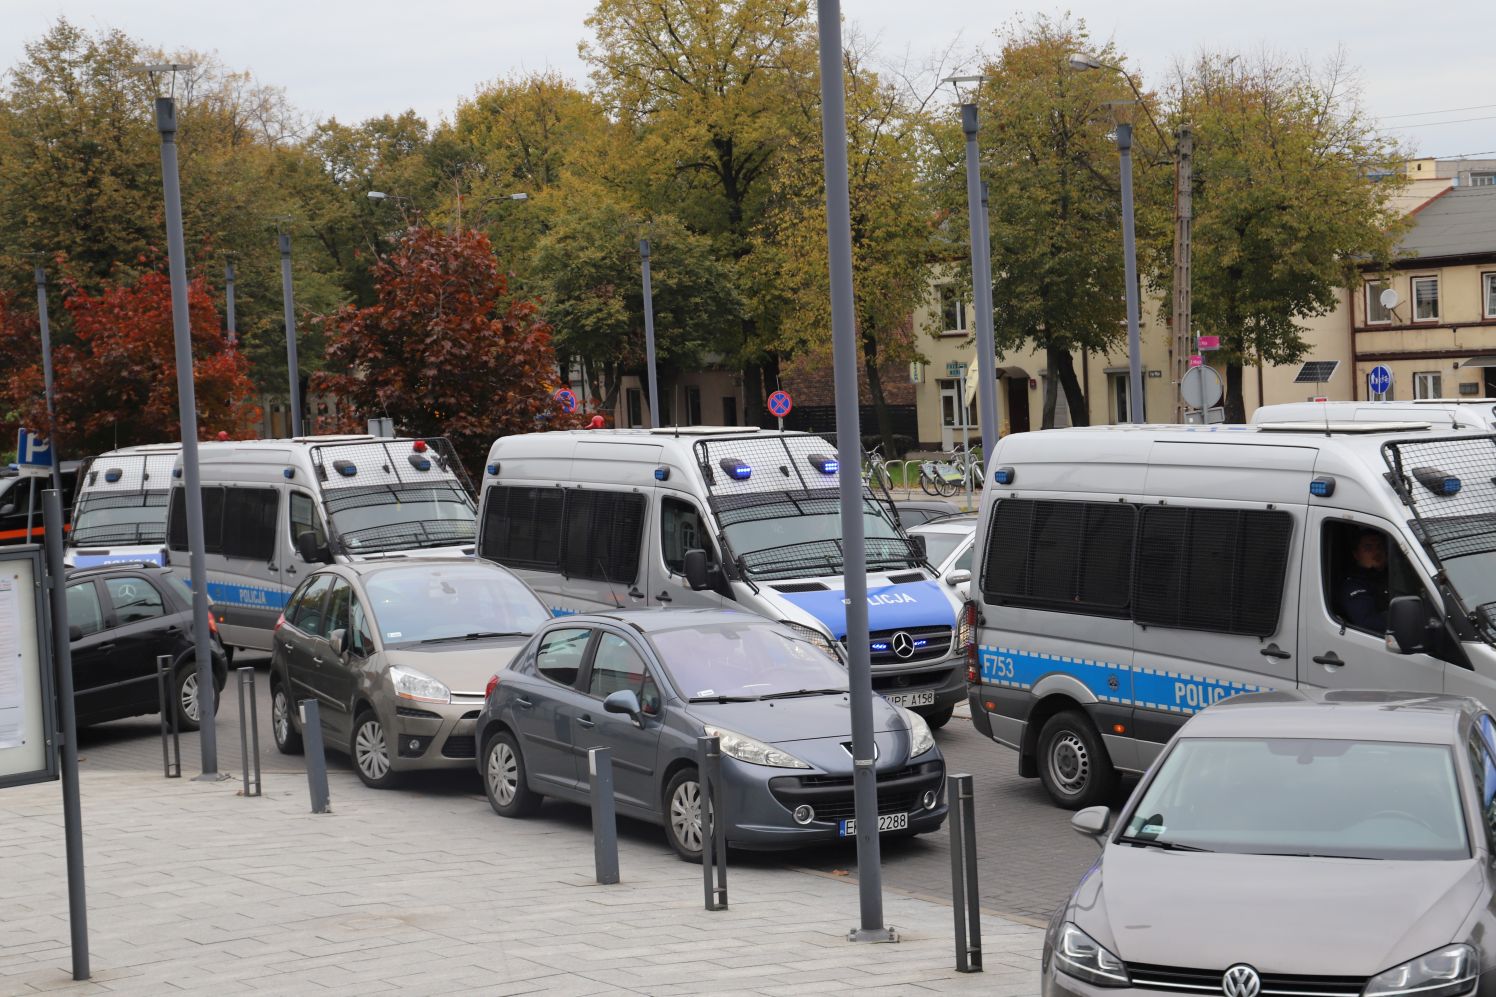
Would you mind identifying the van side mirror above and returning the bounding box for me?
[945,569,972,587]
[328,628,348,657]
[910,534,928,561]
[603,688,643,727]
[1071,805,1112,842]
[1388,595,1429,654]
[296,530,330,564]
[683,548,710,591]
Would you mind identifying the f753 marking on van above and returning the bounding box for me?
[979,646,1268,716]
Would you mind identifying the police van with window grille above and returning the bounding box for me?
[66,443,181,568]
[476,428,971,724]
[165,436,477,652]
[967,421,1496,808]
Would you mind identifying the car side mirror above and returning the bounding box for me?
[1071,805,1112,843]
[296,530,330,564]
[603,689,643,726]
[683,548,710,591]
[0,503,14,517]
[910,534,928,561]
[69,624,82,642]
[945,569,972,587]
[1388,595,1428,654]
[328,628,348,657]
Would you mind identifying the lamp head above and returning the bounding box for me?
[1067,52,1105,71]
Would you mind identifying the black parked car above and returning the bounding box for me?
[66,563,227,730]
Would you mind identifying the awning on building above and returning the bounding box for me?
[1458,355,1496,368]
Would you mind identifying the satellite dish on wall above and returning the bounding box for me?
[1380,287,1401,309]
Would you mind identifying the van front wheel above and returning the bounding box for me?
[1037,711,1118,810]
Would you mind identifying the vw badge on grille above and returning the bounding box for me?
[1222,965,1261,997]
[890,631,916,659]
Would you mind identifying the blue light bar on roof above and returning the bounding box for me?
[719,457,751,480]
[808,454,838,474]
[407,453,431,472]
[104,467,123,483]
[1310,475,1335,497]
[1413,466,1460,496]
[333,459,357,477]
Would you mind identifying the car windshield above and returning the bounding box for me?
[917,530,968,567]
[70,491,170,545]
[1120,737,1469,860]
[651,623,849,701]
[324,484,477,554]
[362,563,548,645]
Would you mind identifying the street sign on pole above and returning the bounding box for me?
[16,429,53,477]
[945,361,968,378]
[766,390,793,418]
[554,388,578,413]
[1197,334,1219,351]
[1181,364,1224,411]
[1368,365,1393,399]
[1188,355,1203,368]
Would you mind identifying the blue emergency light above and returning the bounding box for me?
[104,467,123,483]
[486,463,500,476]
[719,457,752,481]
[654,467,670,481]
[333,459,358,477]
[407,453,431,472]
[993,466,1016,485]
[1413,466,1461,496]
[808,454,838,474]
[283,468,296,479]
[1309,476,1335,497]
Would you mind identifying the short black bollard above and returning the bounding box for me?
[298,699,330,813]
[698,735,727,910]
[949,773,982,972]
[237,667,262,797]
[156,655,180,778]
[589,746,620,885]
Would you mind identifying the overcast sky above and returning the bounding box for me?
[9,0,1495,160]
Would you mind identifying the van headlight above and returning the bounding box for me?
[1055,922,1129,988]
[778,620,840,660]
[703,725,810,769]
[1363,944,1475,997]
[896,705,935,757]
[390,665,450,705]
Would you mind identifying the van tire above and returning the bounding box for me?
[1037,711,1117,810]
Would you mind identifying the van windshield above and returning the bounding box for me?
[719,494,914,580]
[324,483,477,554]
[71,491,169,546]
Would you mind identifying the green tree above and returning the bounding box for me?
[1168,52,1406,420]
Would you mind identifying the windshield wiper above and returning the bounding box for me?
[1251,851,1383,860]
[758,688,847,700]
[1118,837,1213,853]
[418,631,527,644]
[687,695,759,703]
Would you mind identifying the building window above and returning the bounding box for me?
[1108,373,1143,424]
[1471,173,1496,187]
[1365,281,1393,324]
[722,396,737,426]
[1414,371,1442,399]
[938,285,967,334]
[938,379,976,428]
[1412,276,1440,322]
[684,385,702,425]
[1484,273,1496,319]
[625,388,643,428]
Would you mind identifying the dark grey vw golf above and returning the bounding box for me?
[1046,690,1496,997]
[473,609,947,860]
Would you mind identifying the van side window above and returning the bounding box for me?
[289,492,327,553]
[1133,507,1292,637]
[168,486,225,552]
[222,488,279,561]
[480,486,564,569]
[562,491,646,584]
[661,497,714,573]
[1320,521,1415,635]
[981,499,1135,616]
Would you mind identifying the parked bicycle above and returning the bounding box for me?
[863,443,895,491]
[949,442,984,490]
[918,459,964,497]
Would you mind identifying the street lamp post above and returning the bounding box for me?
[33,265,62,495]
[224,257,236,348]
[457,190,528,235]
[276,224,303,438]
[639,238,660,429]
[1115,118,1144,424]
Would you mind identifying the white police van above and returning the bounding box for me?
[165,436,477,651]
[66,443,181,568]
[477,428,971,723]
[1252,399,1496,431]
[967,421,1496,807]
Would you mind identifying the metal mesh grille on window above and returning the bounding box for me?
[1383,435,1496,562]
[307,438,475,497]
[562,491,645,585]
[982,499,1134,614]
[1133,507,1291,637]
[480,486,563,569]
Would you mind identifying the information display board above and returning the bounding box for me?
[0,549,56,789]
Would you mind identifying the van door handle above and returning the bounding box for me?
[1259,643,1291,660]
[656,590,673,603]
[515,696,533,709]
[1312,652,1345,667]
[627,587,644,600]
[285,564,296,576]
[576,715,596,729]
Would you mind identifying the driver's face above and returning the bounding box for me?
[1354,534,1387,571]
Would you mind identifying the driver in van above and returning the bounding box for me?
[1337,529,1390,633]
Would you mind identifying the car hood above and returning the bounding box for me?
[685,693,908,743]
[383,642,525,696]
[1079,847,1485,976]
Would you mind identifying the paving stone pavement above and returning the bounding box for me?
[1,758,1044,995]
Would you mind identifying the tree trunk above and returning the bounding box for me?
[1042,349,1060,429]
[861,330,896,457]
[1054,350,1090,427]
[1225,361,1246,423]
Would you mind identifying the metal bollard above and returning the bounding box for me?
[156,655,180,778]
[698,736,727,910]
[298,700,331,813]
[236,667,262,797]
[949,773,982,972]
[589,747,620,885]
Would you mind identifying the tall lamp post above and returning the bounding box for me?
[275,219,302,438]
[456,190,528,235]
[639,238,660,429]
[224,256,237,348]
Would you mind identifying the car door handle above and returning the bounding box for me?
[515,696,533,709]
[627,587,644,600]
[312,656,324,666]
[1312,652,1345,667]
[1259,643,1291,660]
[656,589,673,603]
[282,642,293,653]
[576,715,596,729]
[98,643,115,655]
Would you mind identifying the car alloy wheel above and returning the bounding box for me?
[354,716,391,784]
[487,738,518,807]
[670,778,704,854]
[179,671,200,724]
[270,685,302,754]
[483,731,540,817]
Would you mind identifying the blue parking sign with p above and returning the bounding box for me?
[16,429,52,472]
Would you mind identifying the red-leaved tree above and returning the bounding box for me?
[313,227,575,474]
[0,270,260,455]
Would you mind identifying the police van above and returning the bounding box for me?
[477,428,971,723]
[165,436,477,652]
[967,421,1496,807]
[1252,399,1496,431]
[66,443,181,567]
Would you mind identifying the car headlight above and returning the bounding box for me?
[390,665,450,705]
[1055,922,1129,988]
[1364,944,1475,997]
[896,705,935,757]
[703,725,810,769]
[778,620,841,660]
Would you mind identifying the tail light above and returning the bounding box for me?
[962,602,978,683]
[274,612,285,632]
[208,613,219,636]
[484,673,500,699]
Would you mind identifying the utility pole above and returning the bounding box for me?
[1171,124,1194,424]
[278,229,303,437]
[224,257,237,348]
[34,266,62,494]
[1117,122,1144,424]
[639,239,660,429]
[153,86,219,779]
[960,104,1001,457]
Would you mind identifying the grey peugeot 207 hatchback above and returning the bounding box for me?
[474,609,948,860]
[1045,689,1496,997]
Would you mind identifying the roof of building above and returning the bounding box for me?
[1397,186,1496,259]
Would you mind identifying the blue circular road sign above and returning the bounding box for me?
[1368,365,1393,395]
[767,390,793,418]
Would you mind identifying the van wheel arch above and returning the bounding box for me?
[1021,694,1088,779]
